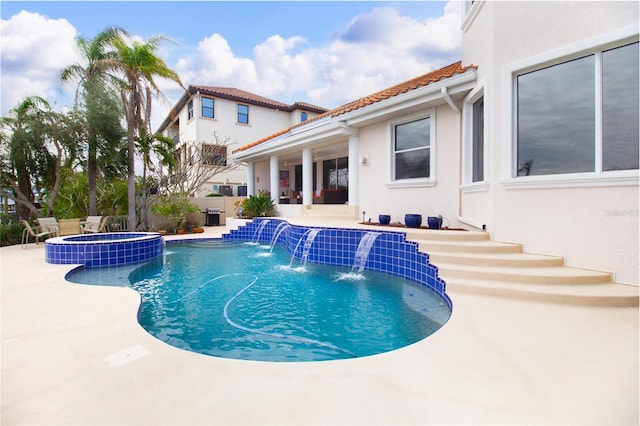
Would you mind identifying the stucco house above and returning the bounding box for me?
[156,86,327,197]
[231,1,639,285]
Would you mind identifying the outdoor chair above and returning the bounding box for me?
[107,215,128,232]
[37,217,59,237]
[21,220,51,249]
[82,216,106,233]
[58,218,81,236]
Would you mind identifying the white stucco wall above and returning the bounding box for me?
[461,1,639,284]
[358,104,463,226]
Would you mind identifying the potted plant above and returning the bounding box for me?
[240,192,276,218]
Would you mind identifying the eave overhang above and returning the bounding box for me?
[232,68,477,163]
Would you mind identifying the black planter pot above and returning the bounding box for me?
[404,214,422,228]
[379,215,391,225]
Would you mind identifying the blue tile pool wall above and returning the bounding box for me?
[45,233,163,267]
[223,219,450,309]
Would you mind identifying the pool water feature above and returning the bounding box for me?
[66,219,452,362]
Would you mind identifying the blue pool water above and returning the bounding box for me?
[67,237,451,362]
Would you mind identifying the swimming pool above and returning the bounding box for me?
[66,219,452,362]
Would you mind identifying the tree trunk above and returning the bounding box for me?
[88,135,97,215]
[127,92,137,231]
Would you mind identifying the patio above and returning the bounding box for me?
[1,224,638,425]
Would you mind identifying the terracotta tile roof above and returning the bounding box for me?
[189,86,291,110]
[234,61,475,153]
[156,86,329,133]
[289,102,328,114]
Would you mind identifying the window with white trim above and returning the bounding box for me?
[515,41,638,177]
[237,104,249,124]
[392,115,432,181]
[472,96,484,182]
[187,100,194,120]
[201,97,214,119]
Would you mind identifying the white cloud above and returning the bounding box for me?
[171,1,462,109]
[175,33,257,86]
[1,2,463,127]
[1,11,80,114]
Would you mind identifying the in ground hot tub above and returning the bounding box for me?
[45,232,163,267]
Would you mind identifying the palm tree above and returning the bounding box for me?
[60,27,126,216]
[135,127,176,230]
[110,35,184,231]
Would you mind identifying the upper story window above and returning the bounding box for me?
[187,100,194,120]
[202,144,227,167]
[392,115,433,181]
[237,104,249,124]
[301,111,308,122]
[201,97,214,119]
[515,41,639,177]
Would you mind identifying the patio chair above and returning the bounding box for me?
[82,216,106,233]
[37,217,59,237]
[107,215,128,232]
[21,220,51,249]
[58,218,81,236]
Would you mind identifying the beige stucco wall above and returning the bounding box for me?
[461,1,639,284]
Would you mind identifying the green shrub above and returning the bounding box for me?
[0,216,24,247]
[151,195,200,232]
[240,193,276,218]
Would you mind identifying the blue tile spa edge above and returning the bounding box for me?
[45,232,163,267]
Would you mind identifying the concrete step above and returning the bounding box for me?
[435,262,613,285]
[417,239,523,254]
[429,251,565,268]
[445,277,640,307]
[405,229,638,306]
[403,229,489,242]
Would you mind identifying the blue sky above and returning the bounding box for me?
[1,1,462,127]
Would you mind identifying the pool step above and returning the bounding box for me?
[406,231,639,307]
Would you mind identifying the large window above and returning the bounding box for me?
[323,157,348,189]
[392,116,431,180]
[516,41,638,177]
[237,104,249,124]
[202,144,227,166]
[201,97,214,119]
[602,43,639,171]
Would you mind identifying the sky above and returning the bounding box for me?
[0,0,463,130]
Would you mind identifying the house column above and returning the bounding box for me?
[348,132,359,206]
[246,162,255,196]
[302,148,313,205]
[270,156,280,203]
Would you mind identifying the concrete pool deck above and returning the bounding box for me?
[2,222,638,425]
